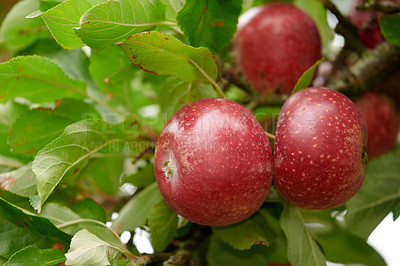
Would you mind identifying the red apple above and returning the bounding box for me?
[233,3,321,95]
[274,87,367,210]
[154,98,273,226]
[356,92,400,160]
[349,0,383,49]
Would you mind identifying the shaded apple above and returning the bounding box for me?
[233,3,321,95]
[349,0,383,49]
[154,98,273,226]
[274,87,367,210]
[356,91,400,160]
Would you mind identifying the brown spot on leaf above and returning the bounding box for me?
[0,176,16,190]
[213,21,224,26]
[27,148,37,154]
[132,55,137,60]
[52,243,66,252]
[73,167,80,175]
[253,241,268,246]
[136,64,158,75]
[0,93,6,101]
[55,99,63,108]
[21,219,28,227]
[165,37,169,40]
[37,107,52,111]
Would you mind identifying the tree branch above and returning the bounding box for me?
[327,42,400,97]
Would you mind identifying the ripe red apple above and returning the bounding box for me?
[154,98,273,226]
[274,87,367,210]
[356,92,400,160]
[233,3,321,95]
[349,0,383,49]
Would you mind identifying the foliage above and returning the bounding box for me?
[0,0,399,265]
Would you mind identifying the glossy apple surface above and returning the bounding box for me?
[234,3,321,95]
[356,92,400,160]
[274,87,367,210]
[154,98,273,226]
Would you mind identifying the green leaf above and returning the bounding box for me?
[70,198,107,223]
[0,0,49,50]
[4,246,65,266]
[89,45,137,96]
[39,0,106,49]
[80,157,123,196]
[0,164,37,198]
[317,231,386,266]
[346,149,400,239]
[177,0,242,54]
[32,119,134,212]
[75,0,166,51]
[207,234,289,266]
[112,182,163,233]
[41,201,124,251]
[292,58,324,95]
[65,229,122,265]
[159,77,217,122]
[118,31,218,83]
[0,101,29,158]
[294,0,333,50]
[122,163,155,187]
[0,56,85,104]
[8,99,100,156]
[0,198,71,259]
[280,203,326,266]
[39,0,65,12]
[42,202,81,225]
[8,110,73,156]
[381,13,400,47]
[161,0,183,21]
[148,200,178,252]
[41,202,122,245]
[212,210,276,250]
[0,156,25,174]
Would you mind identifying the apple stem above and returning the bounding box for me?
[265,131,275,140]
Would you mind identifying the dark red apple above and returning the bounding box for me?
[356,92,400,160]
[274,87,367,210]
[233,3,321,95]
[154,98,273,226]
[349,0,383,49]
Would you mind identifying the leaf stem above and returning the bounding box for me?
[187,58,226,98]
[265,132,275,140]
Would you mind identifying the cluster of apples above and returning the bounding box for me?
[154,3,400,226]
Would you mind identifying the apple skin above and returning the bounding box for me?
[356,92,400,160]
[349,0,383,49]
[154,98,273,226]
[233,3,321,95]
[274,87,367,210]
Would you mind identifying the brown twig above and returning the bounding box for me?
[320,0,367,54]
[131,252,174,265]
[357,0,400,14]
